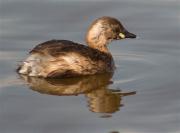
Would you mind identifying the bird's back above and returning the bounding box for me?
[18,40,114,78]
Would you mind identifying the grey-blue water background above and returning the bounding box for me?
[0,0,180,133]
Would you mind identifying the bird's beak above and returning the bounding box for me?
[124,31,136,38]
[119,31,136,39]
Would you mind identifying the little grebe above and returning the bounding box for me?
[17,16,136,78]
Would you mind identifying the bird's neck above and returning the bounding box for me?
[90,44,110,54]
[87,37,112,54]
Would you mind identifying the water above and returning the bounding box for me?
[0,0,180,133]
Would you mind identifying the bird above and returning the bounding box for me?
[17,16,136,78]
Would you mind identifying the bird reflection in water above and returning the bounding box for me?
[19,73,136,117]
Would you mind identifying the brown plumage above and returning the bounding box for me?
[17,16,136,78]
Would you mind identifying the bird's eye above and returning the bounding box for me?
[119,33,125,39]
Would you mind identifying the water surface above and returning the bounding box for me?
[0,0,180,133]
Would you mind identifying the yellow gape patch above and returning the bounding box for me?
[119,33,125,39]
